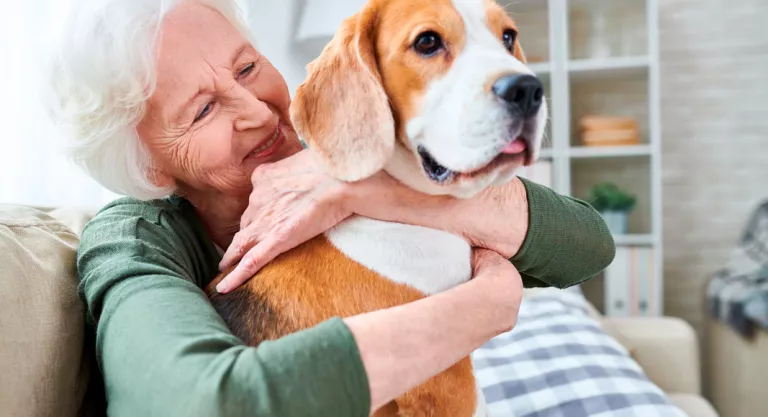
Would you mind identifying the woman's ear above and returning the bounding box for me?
[290,6,395,182]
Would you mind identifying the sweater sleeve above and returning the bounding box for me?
[511,178,616,289]
[77,198,370,417]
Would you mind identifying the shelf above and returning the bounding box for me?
[534,0,660,316]
[569,145,652,158]
[528,57,650,78]
[568,56,650,79]
[613,234,655,246]
[528,62,550,76]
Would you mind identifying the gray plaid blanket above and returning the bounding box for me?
[707,200,768,338]
[473,287,686,417]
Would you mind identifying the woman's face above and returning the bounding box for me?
[137,1,302,200]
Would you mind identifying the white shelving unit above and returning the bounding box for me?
[508,0,663,316]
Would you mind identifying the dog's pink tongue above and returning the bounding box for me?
[501,139,527,154]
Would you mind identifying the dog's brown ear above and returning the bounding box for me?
[290,6,394,182]
[514,39,527,63]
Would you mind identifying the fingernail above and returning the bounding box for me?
[216,281,228,294]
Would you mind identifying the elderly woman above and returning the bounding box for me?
[47,0,614,415]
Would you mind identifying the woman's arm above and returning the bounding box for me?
[348,248,522,412]
[217,149,614,292]
[348,172,617,288]
[81,198,521,416]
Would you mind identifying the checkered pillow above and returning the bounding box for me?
[472,288,688,417]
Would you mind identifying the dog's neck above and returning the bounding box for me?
[322,140,476,296]
[326,216,473,295]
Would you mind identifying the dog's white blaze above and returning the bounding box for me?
[325,216,472,296]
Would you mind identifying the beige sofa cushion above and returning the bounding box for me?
[0,205,90,417]
[669,394,720,417]
[600,316,701,395]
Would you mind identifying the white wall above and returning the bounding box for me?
[248,1,314,95]
[0,0,116,207]
[659,0,768,336]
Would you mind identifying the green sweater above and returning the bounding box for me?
[77,178,614,417]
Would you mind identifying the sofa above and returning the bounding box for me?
[0,204,718,417]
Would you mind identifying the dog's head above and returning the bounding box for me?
[291,0,548,198]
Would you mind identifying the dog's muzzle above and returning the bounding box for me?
[415,73,545,185]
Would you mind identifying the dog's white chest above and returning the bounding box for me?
[325,216,473,295]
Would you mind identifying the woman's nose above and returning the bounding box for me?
[233,87,272,132]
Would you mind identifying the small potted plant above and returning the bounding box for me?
[587,182,637,235]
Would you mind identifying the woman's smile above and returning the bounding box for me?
[244,124,286,162]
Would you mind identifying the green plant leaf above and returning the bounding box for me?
[587,181,637,212]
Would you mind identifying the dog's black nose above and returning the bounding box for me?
[492,74,544,117]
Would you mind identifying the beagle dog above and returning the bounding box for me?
[207,0,547,415]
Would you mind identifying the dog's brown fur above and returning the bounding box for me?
[207,236,477,416]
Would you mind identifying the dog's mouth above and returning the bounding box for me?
[418,135,533,184]
[418,146,455,183]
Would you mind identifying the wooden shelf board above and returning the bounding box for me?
[528,62,551,76]
[569,145,652,158]
[568,56,650,79]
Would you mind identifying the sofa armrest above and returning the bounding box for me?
[600,316,701,395]
[668,394,720,417]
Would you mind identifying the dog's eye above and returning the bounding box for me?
[413,31,443,56]
[502,29,518,53]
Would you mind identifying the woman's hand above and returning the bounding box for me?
[216,150,353,293]
[468,247,524,332]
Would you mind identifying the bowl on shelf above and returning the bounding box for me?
[582,129,640,147]
[579,115,637,131]
[579,115,641,147]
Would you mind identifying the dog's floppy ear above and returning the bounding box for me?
[290,6,395,182]
[514,39,527,64]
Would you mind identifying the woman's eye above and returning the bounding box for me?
[238,62,255,77]
[413,31,444,56]
[194,101,214,123]
[502,29,518,53]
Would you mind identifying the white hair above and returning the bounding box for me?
[45,0,257,200]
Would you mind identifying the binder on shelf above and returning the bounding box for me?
[605,246,658,317]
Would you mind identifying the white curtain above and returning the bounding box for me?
[0,1,118,208]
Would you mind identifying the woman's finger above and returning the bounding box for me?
[471,248,522,288]
[219,228,261,271]
[216,236,282,294]
[471,248,508,273]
